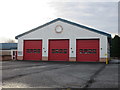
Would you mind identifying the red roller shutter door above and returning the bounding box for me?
[48,39,69,61]
[23,40,42,60]
[76,39,99,62]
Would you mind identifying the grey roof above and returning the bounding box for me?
[0,43,17,50]
[15,18,111,39]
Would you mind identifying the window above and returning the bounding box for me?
[52,49,55,53]
[26,49,41,53]
[80,49,83,54]
[93,49,96,54]
[30,49,33,53]
[51,49,67,53]
[59,49,63,53]
[38,49,40,53]
[88,49,92,54]
[33,49,37,53]
[64,49,67,53]
[56,49,59,53]
[84,49,87,51]
[79,49,97,54]
[26,49,30,53]
[84,49,88,54]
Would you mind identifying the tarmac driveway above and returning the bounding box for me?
[1,60,119,89]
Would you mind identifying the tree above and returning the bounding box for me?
[4,39,16,43]
[111,35,120,58]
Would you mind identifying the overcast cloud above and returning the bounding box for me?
[49,2,118,35]
[0,0,118,42]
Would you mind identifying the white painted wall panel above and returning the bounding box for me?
[17,21,108,58]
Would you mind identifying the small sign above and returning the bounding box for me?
[104,53,107,56]
[18,51,22,56]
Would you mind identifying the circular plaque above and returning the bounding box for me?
[55,25,63,33]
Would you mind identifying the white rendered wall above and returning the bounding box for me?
[17,21,108,58]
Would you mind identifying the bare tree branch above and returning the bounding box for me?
[4,39,16,43]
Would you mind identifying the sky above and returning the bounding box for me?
[0,0,119,43]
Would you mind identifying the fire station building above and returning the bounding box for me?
[15,18,111,62]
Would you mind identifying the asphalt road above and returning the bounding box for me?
[1,60,119,89]
[89,64,119,88]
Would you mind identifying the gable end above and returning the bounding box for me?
[15,18,111,39]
